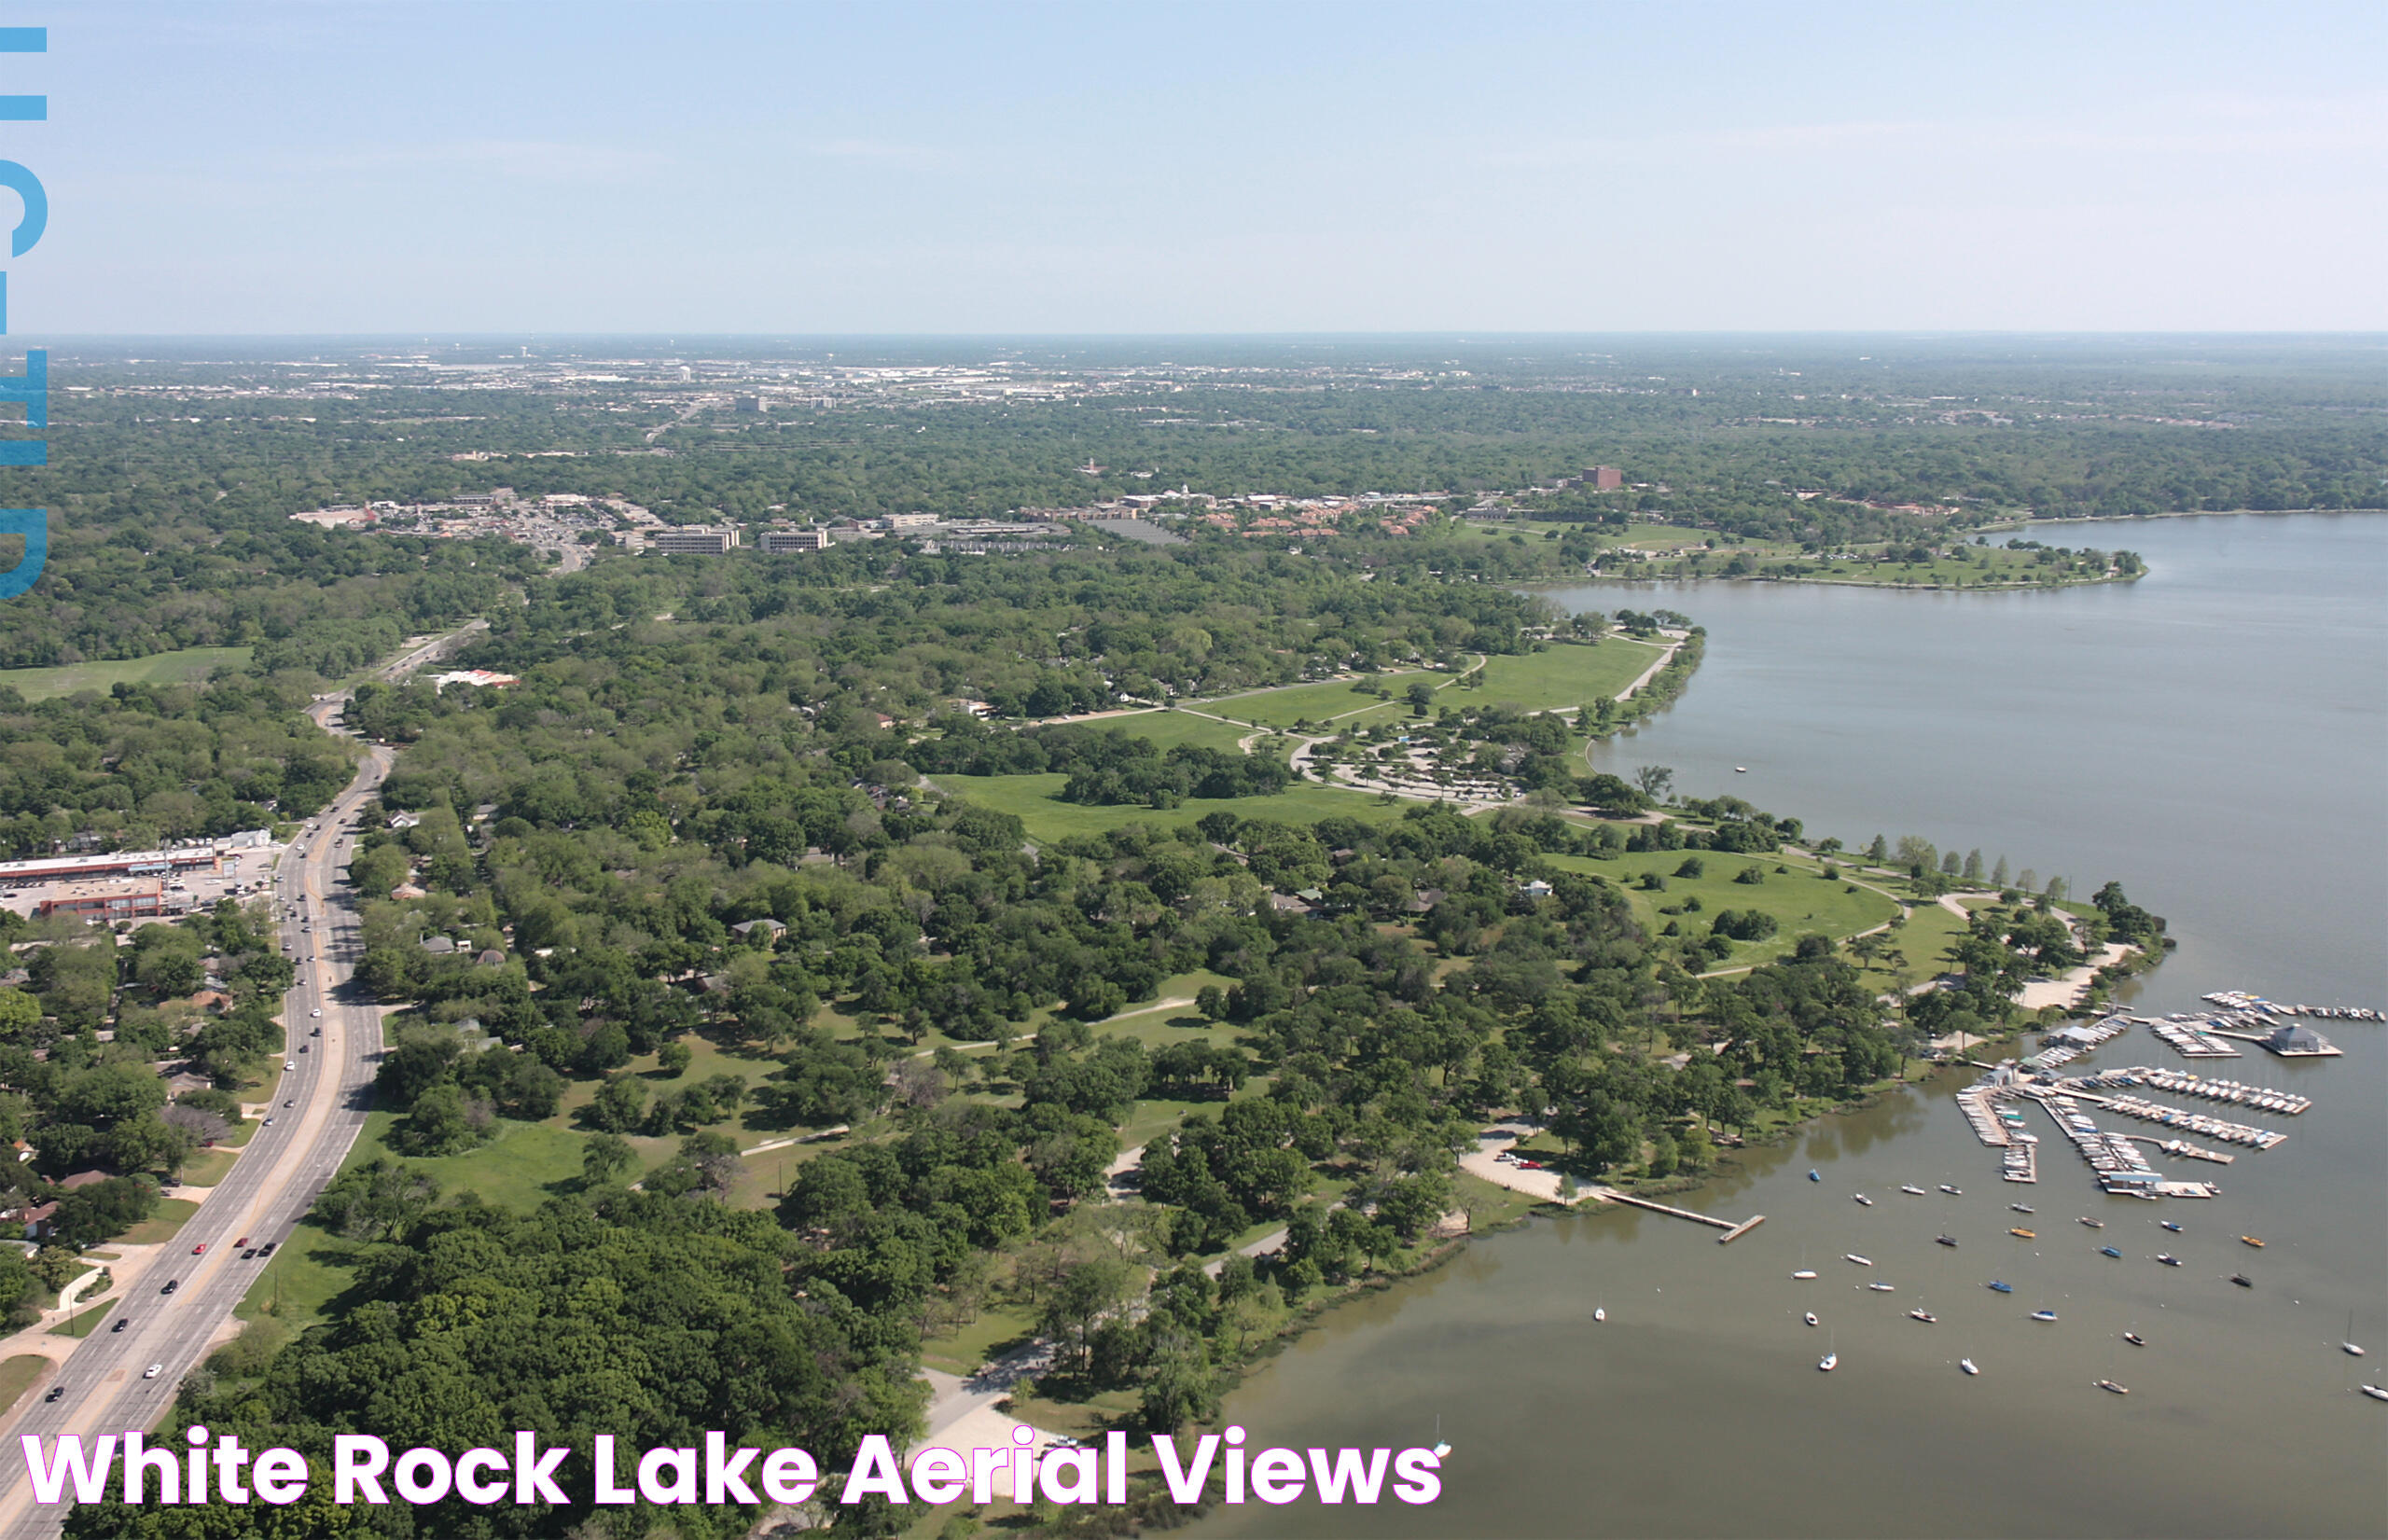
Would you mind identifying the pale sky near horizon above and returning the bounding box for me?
[7,1,2384,335]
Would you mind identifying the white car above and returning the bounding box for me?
[143,1364,162,1379]
[284,1061,296,1071]
[310,1009,322,1018]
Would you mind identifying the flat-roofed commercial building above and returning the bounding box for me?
[650,526,742,554]
[759,528,833,552]
[37,880,167,921]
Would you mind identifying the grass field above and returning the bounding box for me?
[341,1109,590,1211]
[175,1147,240,1187]
[237,1230,368,1335]
[0,645,253,701]
[0,1355,45,1419]
[1198,673,1437,730]
[1548,847,1901,969]
[933,771,1401,845]
[49,1297,117,1338]
[1467,639,1668,713]
[117,1198,201,1246]
[1077,709,1256,753]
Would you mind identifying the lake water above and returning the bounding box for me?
[1196,514,2388,1539]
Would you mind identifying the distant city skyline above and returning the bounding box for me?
[15,1,2387,334]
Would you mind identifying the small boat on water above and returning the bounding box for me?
[1909,1309,1937,1324]
[1792,1269,1818,1280]
[2123,1331,2145,1346]
[2101,1246,2122,1258]
[1432,1415,1451,1460]
[1900,1185,1926,1196]
[2157,1254,2181,1267]
[1735,766,1748,774]
[1593,1307,1605,1322]
[1845,1254,1874,1267]
[1987,1281,2013,1294]
[1818,1352,1837,1371]
[2029,1310,2059,1323]
[2010,1203,2035,1214]
[1853,1194,1874,1207]
[1867,1283,1895,1293]
[2161,1220,2184,1233]
[2362,1385,2388,1402]
[1804,1311,1819,1327]
[2078,1216,2105,1229]
[1936,1235,1958,1248]
[1959,1358,1979,1376]
[2345,1312,2367,1358]
[1809,1170,1821,1182]
[2229,1273,2253,1288]
[1938,1185,1963,1196]
[2240,1236,2265,1248]
[2095,1380,2130,1395]
[2009,1228,2037,1240]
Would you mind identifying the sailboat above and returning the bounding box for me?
[2100,1246,2122,1258]
[1845,1254,1874,1267]
[2344,1312,2366,1358]
[1593,1299,1606,1323]
[1793,1269,1818,1280]
[2123,1330,2145,1346]
[1900,1185,1926,1196]
[1959,1358,1979,1376]
[1808,1170,1821,1182]
[2362,1385,2388,1403]
[1431,1415,1451,1461]
[2095,1380,2130,1395]
[1804,1311,1819,1327]
[2078,1216,2105,1229]
[1819,1331,1838,1372]
[1853,1193,1874,1206]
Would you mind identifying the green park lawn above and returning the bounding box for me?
[175,1147,240,1187]
[1084,708,1256,753]
[1548,847,1901,970]
[0,645,254,701]
[1197,673,1439,730]
[933,771,1401,846]
[341,1109,590,1211]
[49,1297,117,1338]
[1466,638,1667,713]
[236,1231,371,1336]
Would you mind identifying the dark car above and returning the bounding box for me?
[160,1280,178,1295]
[110,1318,129,1333]
[241,1248,257,1259]
[257,1242,276,1256]
[44,1385,62,1401]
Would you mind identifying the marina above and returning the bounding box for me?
[2203,991,2382,1021]
[2143,1015,2242,1059]
[2089,1066,2309,1116]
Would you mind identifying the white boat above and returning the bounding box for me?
[1960,1358,1979,1376]
[1432,1415,1451,1459]
[1939,1185,1963,1196]
[1909,1309,1937,1324]
[1845,1254,1873,1267]
[1593,1307,1605,1323]
[2095,1380,2130,1395]
[1735,766,1748,773]
[1792,1269,1818,1280]
[1900,1185,1926,1196]
[2362,1385,2388,1402]
[1867,1283,1895,1292]
[1853,1194,1873,1206]
[1804,1311,1819,1326]
[2344,1312,2365,1357]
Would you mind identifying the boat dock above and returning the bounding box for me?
[1592,1188,1766,1242]
[2119,1067,2309,1116]
[2130,1135,2234,1165]
[2030,1092,2166,1192]
[1956,1083,2012,1147]
[2091,1093,2287,1151]
[2145,1016,2242,1059]
[2000,1135,2039,1184]
[2204,992,2381,1022]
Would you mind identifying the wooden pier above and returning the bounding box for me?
[1593,1188,1766,1242]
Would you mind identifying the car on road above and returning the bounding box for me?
[261,1117,274,1126]
[191,1242,206,1256]
[143,1364,161,1379]
[240,1249,257,1259]
[44,1385,62,1402]
[111,1318,128,1333]
[257,1242,276,1256]
[284,1061,296,1071]
[298,1045,309,1053]
[234,1236,249,1247]
[160,1280,178,1295]
[283,1099,294,1107]
[310,1008,322,1018]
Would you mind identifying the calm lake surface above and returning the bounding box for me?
[1197,514,2388,1540]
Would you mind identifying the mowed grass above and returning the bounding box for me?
[1086,709,1257,753]
[0,1355,46,1418]
[934,772,1403,846]
[175,1147,241,1187]
[341,1109,590,1210]
[49,1297,118,1338]
[237,1231,369,1336]
[1548,847,1900,969]
[1467,639,1667,713]
[117,1198,201,1246]
[0,645,254,701]
[1199,673,1438,729]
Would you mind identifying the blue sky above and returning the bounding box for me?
[9,1,2384,333]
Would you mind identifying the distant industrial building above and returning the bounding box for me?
[1588,465,1624,490]
[759,528,834,553]
[649,526,742,554]
[880,513,939,531]
[734,395,769,414]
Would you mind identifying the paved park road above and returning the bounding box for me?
[0,626,484,1537]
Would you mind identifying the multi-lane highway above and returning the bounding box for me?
[0,695,420,1534]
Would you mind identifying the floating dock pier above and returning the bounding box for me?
[1591,1188,1766,1242]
